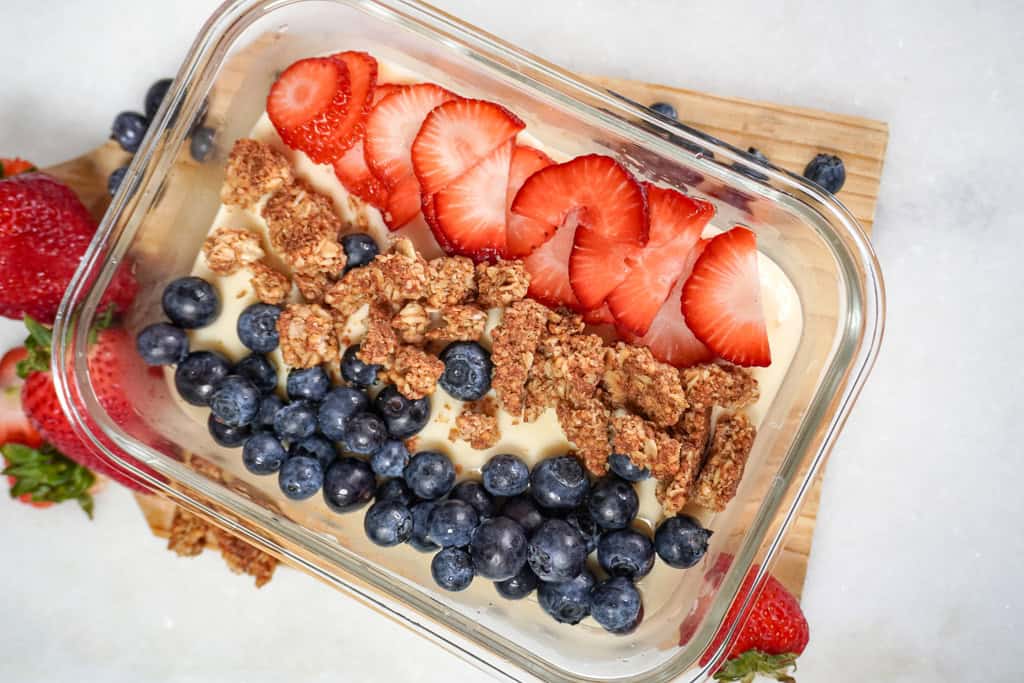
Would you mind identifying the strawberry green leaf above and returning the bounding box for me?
[17,315,53,378]
[713,650,798,683]
[1,442,95,518]
[87,304,117,345]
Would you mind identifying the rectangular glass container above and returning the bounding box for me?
[52,1,885,680]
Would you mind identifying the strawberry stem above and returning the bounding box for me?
[17,315,53,378]
[713,650,799,683]
[2,442,95,517]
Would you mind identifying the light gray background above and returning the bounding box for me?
[1,1,1022,681]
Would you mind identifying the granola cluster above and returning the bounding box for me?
[202,227,265,275]
[168,508,277,587]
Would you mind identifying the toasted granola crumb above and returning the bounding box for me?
[691,412,756,511]
[376,240,429,305]
[210,528,279,588]
[167,508,209,557]
[657,442,706,515]
[392,302,431,344]
[523,333,605,422]
[611,413,653,469]
[681,363,760,410]
[262,180,345,276]
[453,401,500,450]
[546,308,585,337]
[386,345,444,399]
[358,305,399,366]
[187,454,223,481]
[220,138,292,208]
[673,405,713,451]
[475,260,529,308]
[490,299,549,416]
[556,399,611,476]
[277,303,339,368]
[292,271,329,304]
[426,256,477,308]
[467,396,498,417]
[650,429,682,480]
[249,262,291,304]
[324,264,385,318]
[603,343,688,427]
[426,304,487,343]
[203,227,265,275]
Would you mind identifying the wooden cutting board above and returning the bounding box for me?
[46,74,887,600]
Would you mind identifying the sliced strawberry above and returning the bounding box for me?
[363,83,456,186]
[509,154,647,258]
[267,57,352,163]
[583,304,615,326]
[682,227,771,367]
[505,145,554,257]
[522,210,583,310]
[382,173,422,230]
[421,192,454,252]
[0,347,42,448]
[374,83,400,101]
[607,185,714,335]
[433,140,513,261]
[412,99,524,196]
[321,51,378,157]
[333,139,388,208]
[623,240,714,367]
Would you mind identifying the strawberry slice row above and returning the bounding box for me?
[267,57,354,164]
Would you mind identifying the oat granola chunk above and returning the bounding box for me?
[452,398,500,450]
[610,413,681,480]
[545,308,585,337]
[656,440,707,515]
[603,343,688,427]
[210,528,279,588]
[387,345,444,399]
[249,262,291,305]
[673,405,713,451]
[426,304,487,343]
[277,303,339,367]
[375,241,429,305]
[557,399,612,476]
[262,180,345,276]
[324,264,385,318]
[392,302,431,344]
[691,412,756,511]
[426,256,477,307]
[490,299,549,416]
[168,508,210,557]
[358,305,399,366]
[221,138,292,208]
[681,363,760,410]
[292,271,329,304]
[203,227,265,275]
[475,260,529,308]
[524,333,605,421]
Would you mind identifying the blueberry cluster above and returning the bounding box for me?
[108,78,214,197]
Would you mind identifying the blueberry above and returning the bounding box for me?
[597,529,655,579]
[364,499,413,547]
[255,394,284,430]
[162,277,220,329]
[236,303,281,353]
[341,412,387,456]
[530,455,589,510]
[431,547,474,592]
[288,435,336,469]
[340,345,380,387]
[278,455,323,500]
[590,576,643,634]
[209,375,260,427]
[190,126,216,163]
[564,507,601,554]
[374,385,430,439]
[286,366,330,402]
[234,354,278,394]
[588,476,639,530]
[318,387,370,440]
[654,514,712,569]
[438,342,492,401]
[144,78,173,120]
[537,570,595,625]
[409,500,439,552]
[136,322,188,366]
[273,401,317,441]
[111,111,148,153]
[481,453,529,497]
[469,517,528,581]
[376,478,413,506]
[427,499,480,548]
[370,439,410,478]
[501,494,545,535]
[322,456,376,513]
[108,165,129,197]
[174,350,231,406]
[242,432,287,474]
[208,414,250,448]
[649,101,678,120]
[494,564,539,600]
[733,147,770,182]
[803,153,846,193]
[403,451,455,500]
[341,233,379,272]
[451,480,496,519]
[608,453,650,482]
[527,519,588,582]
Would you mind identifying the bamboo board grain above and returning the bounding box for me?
[55,73,886,600]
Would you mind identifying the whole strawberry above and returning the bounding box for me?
[0,173,137,323]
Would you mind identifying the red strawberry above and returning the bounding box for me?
[682,227,771,367]
[0,158,36,178]
[583,304,615,325]
[607,185,714,335]
[622,239,714,367]
[382,173,423,231]
[509,154,647,262]
[0,347,41,448]
[363,83,456,186]
[505,144,554,258]
[521,210,583,310]
[332,81,400,209]
[412,99,523,196]
[433,139,513,260]
[322,51,378,156]
[0,173,137,324]
[267,57,352,164]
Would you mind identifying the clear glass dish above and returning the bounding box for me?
[52,1,885,680]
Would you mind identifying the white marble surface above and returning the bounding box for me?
[1,1,1022,681]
